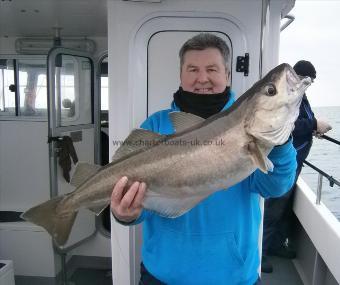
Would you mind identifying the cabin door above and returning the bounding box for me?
[47,47,99,248]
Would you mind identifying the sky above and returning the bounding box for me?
[279,0,340,107]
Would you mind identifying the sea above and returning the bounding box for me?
[299,106,340,220]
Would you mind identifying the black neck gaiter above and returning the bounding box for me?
[173,87,230,119]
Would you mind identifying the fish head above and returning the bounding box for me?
[245,63,311,146]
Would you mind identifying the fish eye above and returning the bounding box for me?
[265,84,276,96]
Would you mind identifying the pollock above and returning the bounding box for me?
[22,63,311,246]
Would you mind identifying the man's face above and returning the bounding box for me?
[180,48,230,94]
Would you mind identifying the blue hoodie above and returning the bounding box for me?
[132,90,297,285]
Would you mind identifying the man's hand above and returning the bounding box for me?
[111,176,146,223]
[315,119,332,137]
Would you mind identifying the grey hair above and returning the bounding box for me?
[179,33,230,68]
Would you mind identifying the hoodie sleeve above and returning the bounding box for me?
[249,139,297,198]
[140,114,160,132]
[141,109,174,135]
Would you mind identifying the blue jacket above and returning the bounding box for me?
[134,90,297,285]
[292,94,317,152]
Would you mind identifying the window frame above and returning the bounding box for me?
[0,55,48,122]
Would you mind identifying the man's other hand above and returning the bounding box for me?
[315,119,332,137]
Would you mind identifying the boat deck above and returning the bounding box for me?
[15,268,112,285]
[262,256,303,285]
[14,257,303,285]
[14,256,112,285]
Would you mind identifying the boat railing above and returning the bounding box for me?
[303,134,340,205]
[280,14,295,32]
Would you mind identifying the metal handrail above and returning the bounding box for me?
[280,14,295,32]
[303,160,340,205]
[302,135,340,204]
[303,160,340,188]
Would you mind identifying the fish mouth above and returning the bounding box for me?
[297,76,312,92]
[286,67,311,116]
[266,72,310,145]
[250,65,311,146]
[286,67,312,95]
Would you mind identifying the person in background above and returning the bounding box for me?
[262,60,332,273]
[111,33,297,285]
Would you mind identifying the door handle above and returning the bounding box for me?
[47,136,63,143]
[9,84,16,92]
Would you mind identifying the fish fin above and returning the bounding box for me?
[21,196,77,246]
[248,141,273,173]
[88,202,109,215]
[70,162,101,187]
[169,112,205,133]
[112,129,164,162]
[143,191,209,218]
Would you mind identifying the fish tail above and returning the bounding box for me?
[21,196,77,246]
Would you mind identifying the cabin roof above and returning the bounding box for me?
[0,0,108,37]
[0,0,295,38]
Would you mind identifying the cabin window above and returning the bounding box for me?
[18,59,47,116]
[0,57,48,118]
[59,59,77,123]
[55,55,92,126]
[0,55,89,121]
[0,59,15,115]
[101,76,108,111]
[100,58,108,111]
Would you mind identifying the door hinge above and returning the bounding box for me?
[236,53,249,76]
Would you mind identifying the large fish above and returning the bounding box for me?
[22,63,311,246]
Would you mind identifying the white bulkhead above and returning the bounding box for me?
[107,0,294,284]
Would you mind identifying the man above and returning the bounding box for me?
[262,60,332,273]
[111,33,297,285]
[292,60,332,170]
